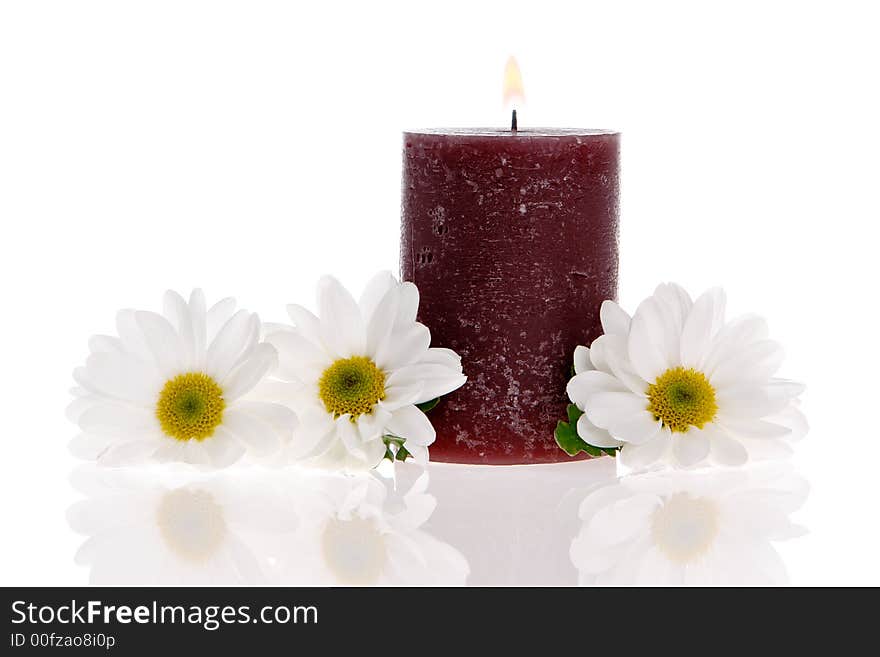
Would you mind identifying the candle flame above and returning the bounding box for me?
[502,56,525,107]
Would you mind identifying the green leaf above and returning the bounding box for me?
[555,420,595,456]
[382,435,413,462]
[554,409,619,459]
[416,397,440,413]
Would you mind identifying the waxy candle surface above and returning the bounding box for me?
[401,129,620,464]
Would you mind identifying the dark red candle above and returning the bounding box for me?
[401,128,620,465]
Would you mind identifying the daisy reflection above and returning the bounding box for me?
[570,464,808,585]
[67,466,297,585]
[67,463,468,586]
[276,464,469,586]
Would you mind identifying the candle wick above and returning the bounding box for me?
[511,109,518,132]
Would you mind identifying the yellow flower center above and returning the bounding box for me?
[156,372,225,441]
[646,367,718,433]
[156,488,227,561]
[650,493,719,564]
[321,515,387,585]
[318,356,386,419]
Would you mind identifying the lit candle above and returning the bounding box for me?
[400,59,620,464]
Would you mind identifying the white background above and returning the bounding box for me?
[1,0,878,585]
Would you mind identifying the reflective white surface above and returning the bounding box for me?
[66,459,808,586]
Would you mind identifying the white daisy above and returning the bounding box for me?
[570,465,808,585]
[265,273,466,470]
[69,290,296,468]
[567,283,805,469]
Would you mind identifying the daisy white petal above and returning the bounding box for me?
[381,383,425,411]
[708,428,749,466]
[628,296,673,383]
[66,394,100,424]
[619,429,671,469]
[243,378,305,406]
[69,432,114,460]
[206,297,236,341]
[599,299,631,336]
[650,285,690,367]
[115,310,153,362]
[82,351,158,404]
[386,405,436,447]
[364,283,399,358]
[573,345,593,374]
[766,378,806,401]
[97,440,162,466]
[717,416,792,440]
[135,310,183,376]
[152,440,186,464]
[336,417,366,459]
[261,321,294,337]
[201,428,247,467]
[653,282,693,330]
[285,303,324,347]
[702,314,769,373]
[186,439,213,465]
[395,282,420,328]
[587,339,611,373]
[221,408,282,457]
[234,400,298,438]
[222,343,278,401]
[402,442,429,464]
[590,494,660,546]
[289,411,336,459]
[375,323,431,371]
[567,370,628,409]
[709,340,784,389]
[265,330,327,383]
[317,276,366,357]
[206,310,256,381]
[716,384,793,418]
[679,287,726,369]
[359,270,398,323]
[585,391,648,430]
[671,428,711,467]
[361,437,388,469]
[594,334,648,394]
[576,413,623,448]
[188,289,208,366]
[357,407,392,442]
[421,347,462,368]
[88,335,123,354]
[608,410,662,446]
[385,363,465,403]
[78,402,158,438]
[163,290,196,368]
[767,403,809,442]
